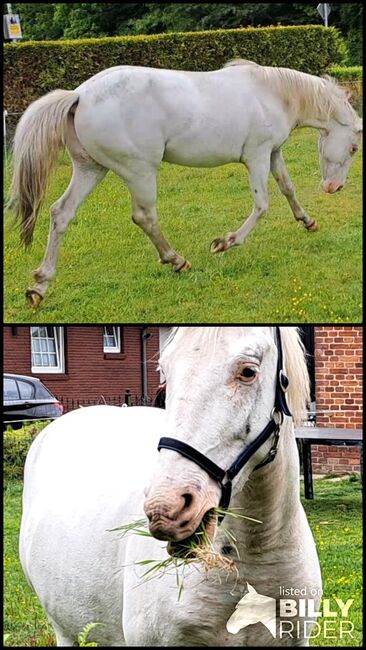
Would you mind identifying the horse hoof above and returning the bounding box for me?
[210,238,227,253]
[25,289,43,308]
[306,221,319,232]
[174,259,191,272]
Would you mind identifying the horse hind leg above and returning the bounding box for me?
[125,167,191,272]
[26,159,106,307]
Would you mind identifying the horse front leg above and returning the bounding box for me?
[210,157,270,253]
[270,149,319,231]
[26,161,106,307]
[127,169,191,272]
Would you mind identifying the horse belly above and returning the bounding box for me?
[163,139,240,167]
[163,117,246,167]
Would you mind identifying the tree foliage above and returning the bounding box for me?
[7,3,362,63]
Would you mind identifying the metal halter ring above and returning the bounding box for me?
[270,408,284,426]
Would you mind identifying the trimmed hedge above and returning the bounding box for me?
[326,66,363,113]
[327,65,362,81]
[4,421,50,480]
[4,25,346,113]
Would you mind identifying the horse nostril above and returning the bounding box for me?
[179,520,189,528]
[182,493,193,509]
[222,544,233,556]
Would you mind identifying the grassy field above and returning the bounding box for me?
[4,476,362,647]
[299,476,362,646]
[3,128,362,323]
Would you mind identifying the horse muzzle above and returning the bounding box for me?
[144,487,218,544]
[322,179,344,194]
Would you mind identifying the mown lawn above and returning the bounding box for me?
[4,476,362,647]
[300,476,362,646]
[3,128,362,323]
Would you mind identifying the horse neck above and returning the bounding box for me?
[293,87,354,131]
[232,419,301,553]
[272,70,342,131]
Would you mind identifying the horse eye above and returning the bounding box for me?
[238,366,258,383]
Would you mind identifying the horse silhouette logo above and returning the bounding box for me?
[227,583,277,637]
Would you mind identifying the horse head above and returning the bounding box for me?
[143,327,309,552]
[318,84,362,194]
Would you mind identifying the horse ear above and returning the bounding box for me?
[247,582,257,594]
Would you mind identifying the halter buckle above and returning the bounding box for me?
[267,448,278,461]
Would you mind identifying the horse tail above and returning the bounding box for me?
[8,89,79,247]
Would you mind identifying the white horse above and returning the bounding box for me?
[9,60,362,307]
[20,327,322,646]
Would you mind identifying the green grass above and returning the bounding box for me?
[3,128,362,323]
[300,477,362,646]
[4,477,362,646]
[3,481,55,647]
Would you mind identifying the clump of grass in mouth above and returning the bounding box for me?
[110,507,262,595]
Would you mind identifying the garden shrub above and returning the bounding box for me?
[4,421,50,480]
[327,65,362,80]
[326,66,363,113]
[4,25,346,113]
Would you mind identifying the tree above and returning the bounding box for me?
[11,3,62,40]
[53,3,147,39]
[6,3,363,64]
[329,3,363,64]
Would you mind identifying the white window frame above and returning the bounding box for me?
[31,326,65,373]
[103,326,121,353]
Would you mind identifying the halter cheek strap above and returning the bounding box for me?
[157,326,292,520]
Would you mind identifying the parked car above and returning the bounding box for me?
[3,373,63,429]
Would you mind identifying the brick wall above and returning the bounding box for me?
[312,326,362,474]
[3,326,161,408]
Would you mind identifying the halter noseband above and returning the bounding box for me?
[157,327,292,520]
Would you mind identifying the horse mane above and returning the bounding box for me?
[224,59,357,124]
[224,59,260,68]
[280,327,310,426]
[160,326,310,426]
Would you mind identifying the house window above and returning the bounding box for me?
[31,326,64,373]
[103,326,121,353]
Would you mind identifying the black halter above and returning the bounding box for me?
[157,327,292,519]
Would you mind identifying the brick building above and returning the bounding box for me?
[3,326,163,409]
[312,326,362,474]
[3,325,362,474]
